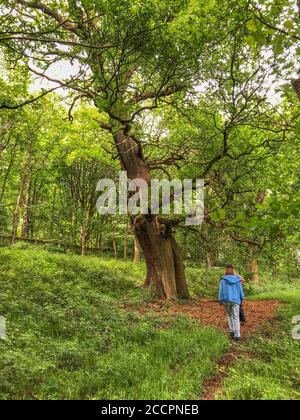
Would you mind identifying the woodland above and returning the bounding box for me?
[0,0,299,401]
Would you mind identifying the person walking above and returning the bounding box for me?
[219,264,245,342]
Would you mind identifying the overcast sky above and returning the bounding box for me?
[28,56,286,107]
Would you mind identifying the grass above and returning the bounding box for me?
[0,245,229,400]
[215,282,300,400]
[1,244,299,400]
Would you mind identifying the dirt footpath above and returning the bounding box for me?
[135,299,279,336]
[132,298,279,400]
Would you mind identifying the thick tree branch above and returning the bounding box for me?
[201,131,230,178]
[94,118,112,132]
[148,152,186,170]
[229,233,262,248]
[16,0,81,32]
[131,84,185,103]
[0,82,72,110]
[0,34,116,50]
[178,225,210,243]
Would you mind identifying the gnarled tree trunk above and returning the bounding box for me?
[135,217,189,299]
[114,128,189,299]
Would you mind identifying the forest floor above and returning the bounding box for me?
[1,246,299,400]
[130,299,280,399]
[132,299,279,336]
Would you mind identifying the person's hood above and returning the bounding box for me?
[222,275,241,285]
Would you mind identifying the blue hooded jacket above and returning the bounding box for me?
[219,275,245,305]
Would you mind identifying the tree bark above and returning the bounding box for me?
[80,209,91,257]
[21,140,34,238]
[50,186,57,238]
[133,236,141,263]
[112,223,118,259]
[96,231,102,251]
[0,140,17,203]
[113,128,189,299]
[11,172,27,244]
[123,222,129,260]
[29,179,40,238]
[80,225,87,256]
[21,170,33,238]
[21,189,31,238]
[249,258,259,284]
[206,251,215,270]
[135,217,189,299]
